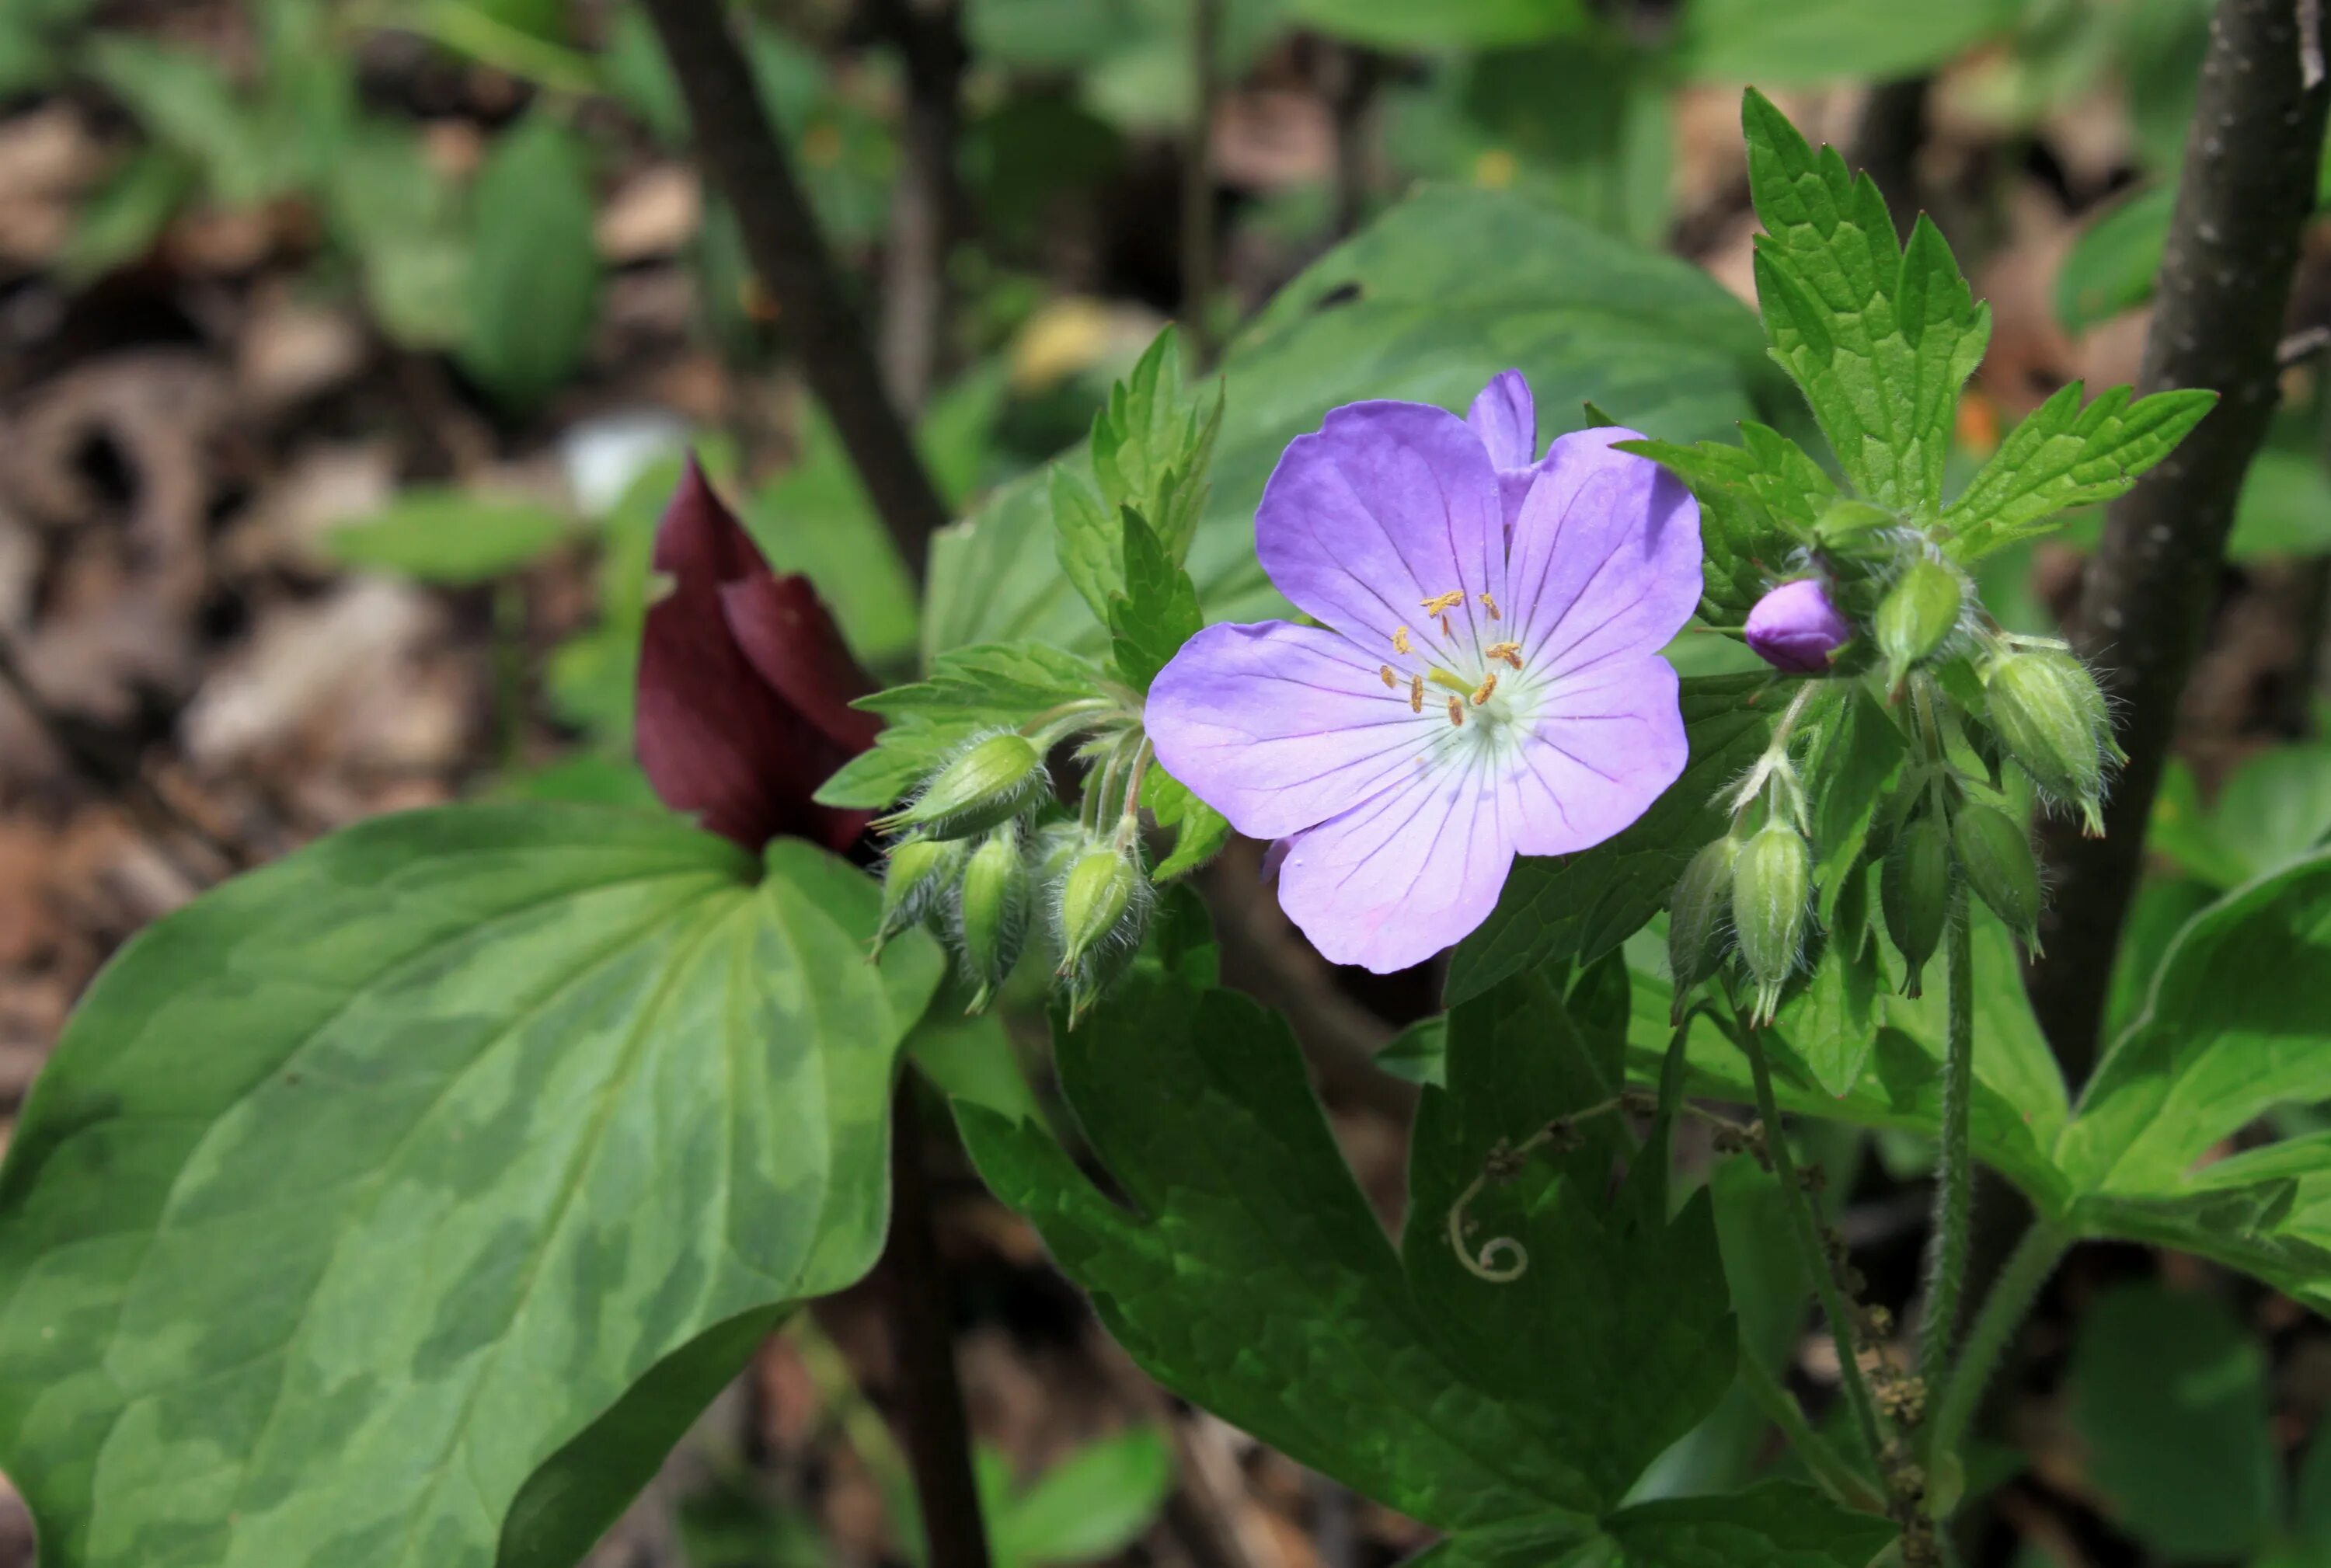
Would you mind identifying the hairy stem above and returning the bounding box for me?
[639,0,952,584]
[1926,1220,2069,1485]
[878,1079,995,1568]
[1737,1350,1888,1514]
[1918,890,1977,1419]
[2026,0,2331,1081]
[1737,1018,1890,1469]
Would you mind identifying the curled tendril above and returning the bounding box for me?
[1447,1169,1530,1281]
[1442,1093,1658,1286]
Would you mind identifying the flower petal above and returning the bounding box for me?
[1508,654,1687,857]
[721,573,882,753]
[1275,757,1516,974]
[1256,401,1507,666]
[1145,619,1442,841]
[1505,427,1702,681]
[1467,369,1538,470]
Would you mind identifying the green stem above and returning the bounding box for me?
[1926,1218,2069,1483]
[1737,1349,1888,1514]
[1737,1016,1890,1470]
[1918,890,1977,1410]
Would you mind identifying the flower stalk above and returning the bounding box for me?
[1917,888,1977,1441]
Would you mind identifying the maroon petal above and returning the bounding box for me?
[721,573,882,754]
[636,458,875,853]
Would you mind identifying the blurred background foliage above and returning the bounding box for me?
[4,1,2331,1566]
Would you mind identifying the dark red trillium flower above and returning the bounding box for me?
[636,458,881,854]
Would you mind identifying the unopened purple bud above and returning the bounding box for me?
[1744,578,1851,674]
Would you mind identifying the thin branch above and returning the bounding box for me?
[2025,0,2331,1082]
[872,0,967,414]
[641,0,952,583]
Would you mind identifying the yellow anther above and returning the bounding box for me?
[1447,696,1465,727]
[1472,672,1498,706]
[1479,591,1502,621]
[1378,664,1396,688]
[1392,625,1413,655]
[1486,640,1523,670]
[1420,590,1465,616]
[1409,674,1423,713]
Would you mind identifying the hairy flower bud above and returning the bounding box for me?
[1668,836,1740,1008]
[878,731,1049,840]
[1731,821,1810,1025]
[873,835,963,956]
[1054,841,1142,973]
[1985,649,2113,835]
[1875,559,1963,693]
[1744,579,1852,674]
[954,828,1030,1012]
[1882,812,1953,997]
[1954,802,2042,952]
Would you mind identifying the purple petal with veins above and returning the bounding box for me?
[1145,371,1701,974]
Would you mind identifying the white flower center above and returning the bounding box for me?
[1369,589,1549,777]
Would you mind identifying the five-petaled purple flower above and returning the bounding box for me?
[1145,371,1702,973]
[1744,577,1851,674]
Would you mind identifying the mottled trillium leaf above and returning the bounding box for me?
[960,967,1742,1536]
[0,806,943,1568]
[1445,674,1772,1007]
[927,184,1790,659]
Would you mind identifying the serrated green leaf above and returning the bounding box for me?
[2058,850,2331,1199]
[926,184,1786,660]
[1940,381,2217,561]
[1050,465,1120,626]
[1802,681,1906,924]
[1107,508,1203,691]
[1743,90,1989,514]
[1445,674,1772,1006]
[960,967,1739,1531]
[818,642,1110,809]
[1140,765,1232,880]
[0,807,943,1568]
[2068,1284,2278,1561]
[322,490,575,584]
[457,110,601,413]
[1615,430,1831,625]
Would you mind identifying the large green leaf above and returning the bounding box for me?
[960,967,1737,1534]
[925,184,1788,659]
[0,806,942,1568]
[1445,674,1772,1007]
[1601,1486,1898,1567]
[457,111,601,413]
[2057,850,2331,1198]
[1675,0,2019,85]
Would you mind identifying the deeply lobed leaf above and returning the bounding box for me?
[1939,381,2217,561]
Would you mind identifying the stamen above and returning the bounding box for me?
[1392,625,1413,655]
[1420,590,1465,616]
[1409,674,1423,713]
[1472,672,1497,706]
[1447,696,1465,727]
[1479,591,1502,620]
[1485,640,1523,670]
[1378,664,1395,688]
[1441,613,1453,639]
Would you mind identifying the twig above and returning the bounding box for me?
[876,1078,994,1568]
[2026,0,2331,1082]
[1182,0,1222,364]
[640,0,953,584]
[871,0,967,414]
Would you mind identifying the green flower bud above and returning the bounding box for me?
[1984,648,2114,834]
[1668,836,1740,1009]
[877,732,1049,840]
[1054,841,1143,974]
[873,835,963,956]
[954,827,1030,1012]
[1875,559,1963,692]
[1954,802,2042,952]
[1731,821,1810,1026]
[1882,811,1953,997]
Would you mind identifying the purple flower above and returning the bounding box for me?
[1744,577,1851,674]
[1144,373,1702,973]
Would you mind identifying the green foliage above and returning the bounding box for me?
[2152,746,2331,890]
[1138,766,1231,881]
[2068,1284,2279,1562]
[929,183,1786,658]
[817,643,1111,809]
[1615,425,1834,625]
[322,490,576,584]
[1677,0,2021,85]
[980,1426,1173,1568]
[1287,0,1588,50]
[0,807,943,1568]
[1105,508,1204,692]
[1742,89,1990,514]
[458,110,601,413]
[1447,675,1773,1005]
[1939,381,2217,562]
[2055,183,2174,333]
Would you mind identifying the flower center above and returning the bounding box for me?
[1367,589,1545,770]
